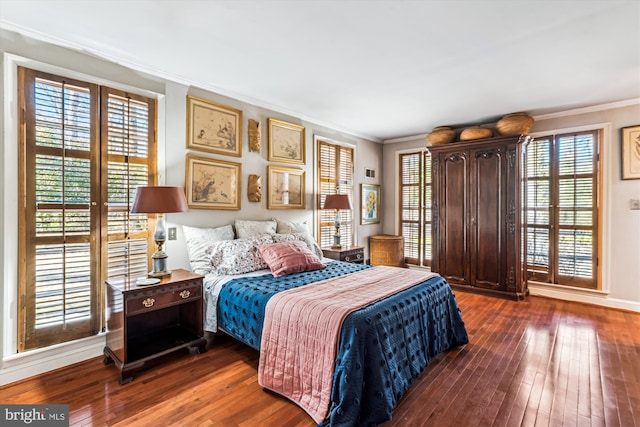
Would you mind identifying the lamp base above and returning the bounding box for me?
[150,252,171,278]
[331,232,342,249]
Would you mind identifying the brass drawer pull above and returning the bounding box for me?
[180,290,191,299]
[345,256,351,261]
[142,298,155,308]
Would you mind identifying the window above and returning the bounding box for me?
[18,67,156,351]
[524,130,599,289]
[399,151,432,267]
[317,141,354,248]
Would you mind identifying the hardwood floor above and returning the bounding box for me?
[1,292,639,426]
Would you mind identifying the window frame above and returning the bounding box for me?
[315,138,355,248]
[524,128,602,290]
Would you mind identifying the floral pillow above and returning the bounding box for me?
[234,219,277,239]
[206,234,274,275]
[183,224,235,275]
[257,241,325,277]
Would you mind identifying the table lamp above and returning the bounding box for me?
[322,194,352,249]
[131,186,188,277]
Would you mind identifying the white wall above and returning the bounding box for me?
[0,29,382,384]
[382,102,640,311]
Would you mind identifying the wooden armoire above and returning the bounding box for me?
[429,135,528,300]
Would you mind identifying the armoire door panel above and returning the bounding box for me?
[472,149,504,290]
[441,152,469,285]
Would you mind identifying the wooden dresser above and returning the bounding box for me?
[369,235,405,267]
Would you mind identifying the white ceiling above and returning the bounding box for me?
[1,0,639,141]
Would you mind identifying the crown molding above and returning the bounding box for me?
[0,22,382,144]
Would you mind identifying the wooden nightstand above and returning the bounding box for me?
[103,269,207,384]
[322,246,365,264]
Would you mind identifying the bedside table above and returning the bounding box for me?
[103,269,207,384]
[322,246,365,264]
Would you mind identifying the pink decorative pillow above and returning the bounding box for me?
[256,241,325,277]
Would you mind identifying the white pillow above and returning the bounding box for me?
[183,224,234,275]
[206,234,274,275]
[234,219,277,239]
[274,218,309,234]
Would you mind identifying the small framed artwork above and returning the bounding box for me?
[186,96,242,157]
[622,125,640,179]
[185,154,241,210]
[361,184,380,224]
[267,165,305,209]
[268,118,306,165]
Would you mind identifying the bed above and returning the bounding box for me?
[204,260,468,426]
[185,220,468,426]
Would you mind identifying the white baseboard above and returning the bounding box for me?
[1,334,105,386]
[529,284,640,312]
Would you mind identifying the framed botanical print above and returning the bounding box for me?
[185,154,241,210]
[267,165,305,209]
[186,96,242,157]
[622,125,640,179]
[361,184,380,224]
[268,118,305,164]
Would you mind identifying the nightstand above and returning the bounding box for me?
[103,269,207,384]
[322,246,365,264]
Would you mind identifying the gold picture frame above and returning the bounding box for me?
[268,118,305,164]
[622,125,640,180]
[361,184,380,224]
[186,96,242,157]
[185,154,241,210]
[267,165,305,209]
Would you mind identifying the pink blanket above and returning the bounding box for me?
[258,266,438,423]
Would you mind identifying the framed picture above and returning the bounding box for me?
[186,96,242,157]
[622,125,640,179]
[268,118,305,164]
[361,184,380,224]
[267,166,305,209]
[185,154,241,210]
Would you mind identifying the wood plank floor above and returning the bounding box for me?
[1,292,639,426]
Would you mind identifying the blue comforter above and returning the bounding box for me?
[217,261,468,426]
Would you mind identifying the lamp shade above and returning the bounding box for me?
[323,194,352,210]
[130,186,188,214]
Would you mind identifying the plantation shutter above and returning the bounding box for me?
[555,132,598,287]
[399,151,432,267]
[19,68,101,350]
[525,137,552,283]
[19,67,157,351]
[101,88,157,283]
[317,141,354,248]
[524,130,598,289]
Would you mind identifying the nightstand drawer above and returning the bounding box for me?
[126,282,201,315]
[322,246,365,264]
[342,250,363,263]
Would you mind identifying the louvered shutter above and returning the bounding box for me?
[101,88,156,282]
[524,131,598,289]
[399,151,432,267]
[19,68,101,350]
[555,132,598,287]
[317,141,354,248]
[525,137,552,282]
